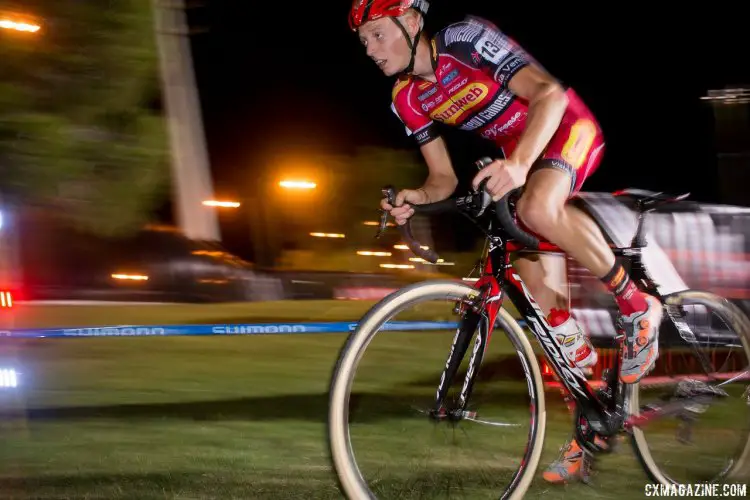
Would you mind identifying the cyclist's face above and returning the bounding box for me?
[358,18,410,76]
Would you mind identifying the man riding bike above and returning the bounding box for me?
[349,0,663,483]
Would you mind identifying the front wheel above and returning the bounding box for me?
[328,280,547,499]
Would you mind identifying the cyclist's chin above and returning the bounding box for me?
[381,61,406,77]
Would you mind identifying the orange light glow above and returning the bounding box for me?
[202,200,241,208]
[0,18,40,33]
[279,180,316,189]
[111,273,149,281]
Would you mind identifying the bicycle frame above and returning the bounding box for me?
[432,232,626,438]
[429,195,719,443]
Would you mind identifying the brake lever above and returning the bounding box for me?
[474,179,493,217]
[376,185,397,239]
[473,157,495,217]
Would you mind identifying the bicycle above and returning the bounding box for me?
[328,157,750,499]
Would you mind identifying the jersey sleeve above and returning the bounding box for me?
[391,77,440,147]
[438,16,531,88]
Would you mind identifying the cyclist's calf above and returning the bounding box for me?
[514,253,568,315]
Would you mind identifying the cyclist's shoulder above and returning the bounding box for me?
[433,15,505,51]
[391,74,417,103]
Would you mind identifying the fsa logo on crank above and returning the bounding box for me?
[513,273,587,397]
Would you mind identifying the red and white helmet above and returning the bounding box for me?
[348,0,430,32]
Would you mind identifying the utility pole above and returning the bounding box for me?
[152,0,221,241]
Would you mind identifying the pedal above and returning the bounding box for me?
[675,379,729,401]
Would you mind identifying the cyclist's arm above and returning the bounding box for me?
[505,66,568,168]
[390,80,457,203]
[419,136,458,203]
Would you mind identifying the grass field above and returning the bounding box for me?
[0,301,746,498]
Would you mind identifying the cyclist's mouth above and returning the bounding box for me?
[375,59,387,69]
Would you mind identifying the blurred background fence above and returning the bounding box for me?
[1,194,748,310]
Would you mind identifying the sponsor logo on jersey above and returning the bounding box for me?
[441,69,459,86]
[481,111,524,139]
[415,127,432,144]
[460,90,514,131]
[418,86,438,101]
[443,20,483,46]
[447,77,469,94]
[494,55,527,84]
[418,81,431,90]
[422,101,436,112]
[561,119,597,169]
[429,82,489,125]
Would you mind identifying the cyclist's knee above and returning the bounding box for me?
[517,190,561,235]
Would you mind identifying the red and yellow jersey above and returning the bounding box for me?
[390,15,601,163]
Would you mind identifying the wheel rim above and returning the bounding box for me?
[328,280,546,499]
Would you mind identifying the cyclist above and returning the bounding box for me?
[349,0,663,483]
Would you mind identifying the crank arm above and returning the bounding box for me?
[624,394,724,431]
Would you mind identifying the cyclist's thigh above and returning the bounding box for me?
[530,113,605,196]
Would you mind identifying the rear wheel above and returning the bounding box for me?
[628,290,750,485]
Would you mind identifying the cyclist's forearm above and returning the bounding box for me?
[418,136,457,203]
[420,174,458,203]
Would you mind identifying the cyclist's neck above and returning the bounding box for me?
[409,37,437,83]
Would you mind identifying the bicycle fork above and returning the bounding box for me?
[432,303,491,419]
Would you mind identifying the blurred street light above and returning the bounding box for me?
[394,244,430,250]
[357,250,391,257]
[0,18,40,33]
[279,180,316,189]
[202,200,241,208]
[380,264,415,269]
[409,257,454,266]
[310,232,345,238]
[111,273,149,281]
[363,220,395,227]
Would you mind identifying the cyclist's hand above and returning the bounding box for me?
[472,159,529,201]
[380,189,427,226]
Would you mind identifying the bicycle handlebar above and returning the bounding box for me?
[377,157,540,264]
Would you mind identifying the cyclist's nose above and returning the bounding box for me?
[366,42,379,59]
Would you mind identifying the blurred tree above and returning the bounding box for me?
[0,1,168,237]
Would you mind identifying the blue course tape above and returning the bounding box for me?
[0,321,463,338]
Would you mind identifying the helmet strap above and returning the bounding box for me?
[389,17,423,75]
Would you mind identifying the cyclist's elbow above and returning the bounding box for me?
[534,82,568,108]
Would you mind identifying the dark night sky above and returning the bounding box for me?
[184,1,749,255]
